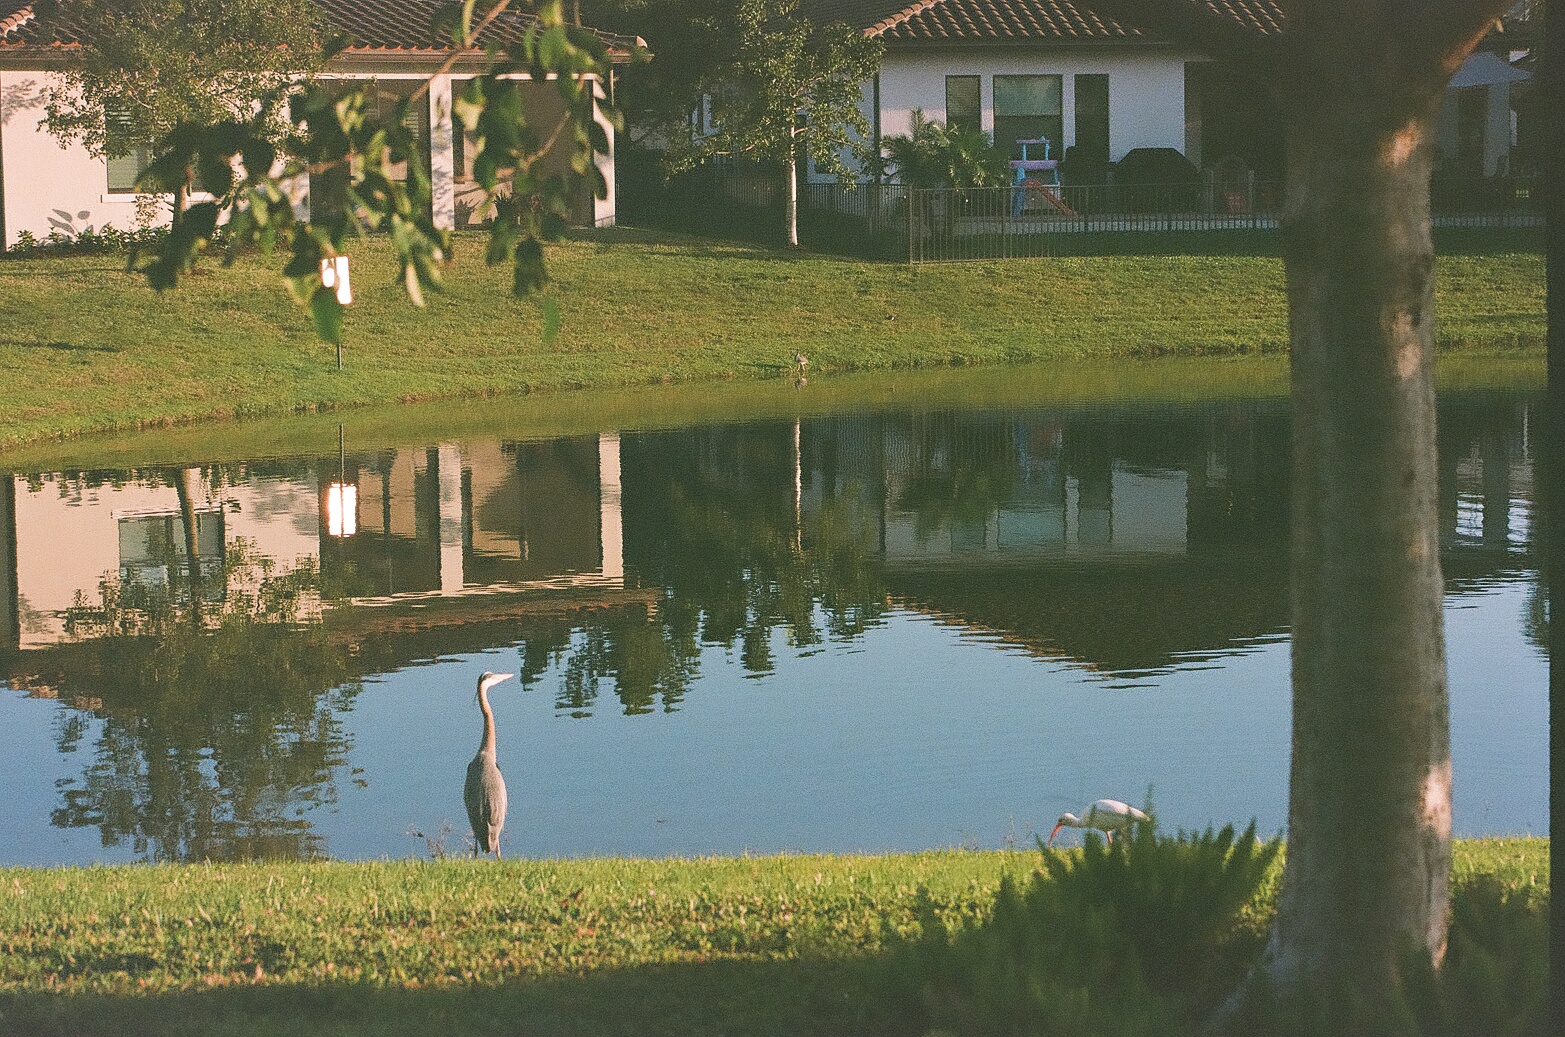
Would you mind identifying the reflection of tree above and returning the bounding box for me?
[893,417,1018,543]
[636,426,887,672]
[519,606,700,717]
[1522,579,1548,653]
[516,424,888,716]
[48,537,358,862]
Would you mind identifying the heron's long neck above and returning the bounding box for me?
[476,687,497,756]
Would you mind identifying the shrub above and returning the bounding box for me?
[888,821,1282,1036]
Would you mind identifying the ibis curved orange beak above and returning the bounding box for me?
[1047,822,1064,848]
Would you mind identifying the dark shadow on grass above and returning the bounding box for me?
[0,339,123,353]
[591,222,1540,263]
[0,262,132,275]
[0,956,916,1037]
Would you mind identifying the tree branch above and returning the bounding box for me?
[410,0,518,106]
[1416,0,1518,75]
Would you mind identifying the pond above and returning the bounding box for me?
[0,375,1548,865]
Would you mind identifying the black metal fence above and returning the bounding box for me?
[620,163,1541,264]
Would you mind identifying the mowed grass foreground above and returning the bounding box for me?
[0,840,1548,1036]
[0,228,1544,450]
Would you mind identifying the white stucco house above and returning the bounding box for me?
[1436,49,1529,177]
[797,0,1527,185]
[793,0,1285,184]
[0,0,642,249]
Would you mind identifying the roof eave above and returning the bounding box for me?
[879,35,1172,48]
[324,41,640,75]
[0,41,78,70]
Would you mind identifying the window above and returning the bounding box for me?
[1073,74,1110,162]
[105,104,153,193]
[944,75,980,131]
[993,74,1062,160]
[1455,86,1486,172]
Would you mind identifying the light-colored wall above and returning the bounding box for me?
[856,45,1195,179]
[1,71,159,248]
[2,68,616,247]
[9,472,321,649]
[592,78,617,227]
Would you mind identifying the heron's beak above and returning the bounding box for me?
[1047,822,1064,848]
[495,673,515,683]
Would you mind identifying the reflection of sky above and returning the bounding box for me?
[0,577,1543,865]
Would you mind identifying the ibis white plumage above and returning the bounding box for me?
[1047,799,1150,847]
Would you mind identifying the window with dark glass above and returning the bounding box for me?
[1455,86,1487,172]
[105,104,153,193]
[944,75,981,131]
[1074,74,1110,162]
[993,75,1063,160]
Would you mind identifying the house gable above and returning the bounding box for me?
[0,1,640,247]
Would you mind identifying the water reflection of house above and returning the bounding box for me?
[1,434,626,651]
[794,402,1535,674]
[323,436,623,599]
[803,413,1258,566]
[1,469,320,649]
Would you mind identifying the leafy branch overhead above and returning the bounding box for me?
[37,0,330,158]
[120,0,628,346]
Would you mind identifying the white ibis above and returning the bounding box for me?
[1047,799,1150,848]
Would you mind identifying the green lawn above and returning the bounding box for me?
[0,839,1547,1036]
[0,227,1544,452]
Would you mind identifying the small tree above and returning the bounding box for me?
[38,0,326,161]
[688,0,880,247]
[880,110,1011,189]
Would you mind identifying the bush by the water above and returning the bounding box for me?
[887,824,1549,1037]
[889,820,1281,1035]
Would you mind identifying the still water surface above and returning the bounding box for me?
[0,385,1547,865]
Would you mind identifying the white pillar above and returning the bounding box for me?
[0,477,18,650]
[592,77,616,228]
[429,74,456,231]
[598,433,623,582]
[793,420,802,550]
[438,443,464,593]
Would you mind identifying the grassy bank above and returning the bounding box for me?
[0,839,1548,1036]
[0,228,1544,451]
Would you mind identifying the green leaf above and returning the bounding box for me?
[309,287,344,346]
[512,238,549,296]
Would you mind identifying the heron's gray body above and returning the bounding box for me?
[464,672,514,858]
[465,751,507,855]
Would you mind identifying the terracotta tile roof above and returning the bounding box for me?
[805,0,1286,43]
[311,0,640,54]
[0,1,39,42]
[877,0,1138,42]
[2,1,642,56]
[802,1,944,37]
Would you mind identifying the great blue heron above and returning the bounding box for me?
[464,671,514,858]
[1047,799,1151,847]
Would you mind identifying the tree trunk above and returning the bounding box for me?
[174,466,206,623]
[785,128,800,248]
[1229,99,1451,1023]
[1543,3,1565,1030]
